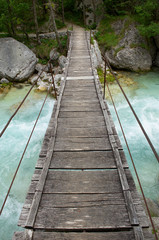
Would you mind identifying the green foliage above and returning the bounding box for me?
[35,39,58,60]
[134,0,159,38]
[95,17,119,50]
[0,82,13,88]
[97,67,115,84]
[55,19,65,29]
[138,22,159,38]
[34,36,67,60]
[103,0,135,15]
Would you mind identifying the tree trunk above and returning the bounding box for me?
[61,0,65,24]
[91,0,96,24]
[32,0,40,44]
[82,0,86,26]
[48,0,62,52]
[6,0,16,36]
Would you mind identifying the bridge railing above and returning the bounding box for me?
[102,54,159,239]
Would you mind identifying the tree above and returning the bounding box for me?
[61,0,65,24]
[32,0,40,44]
[82,0,86,25]
[48,0,62,52]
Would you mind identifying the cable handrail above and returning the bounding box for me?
[102,54,159,164]
[0,57,57,138]
[101,54,158,239]
[0,69,57,215]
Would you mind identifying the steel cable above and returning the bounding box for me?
[0,67,56,215]
[103,58,158,239]
[0,58,54,138]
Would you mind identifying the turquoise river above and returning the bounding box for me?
[0,69,159,239]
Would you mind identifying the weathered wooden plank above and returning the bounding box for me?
[56,127,108,137]
[36,150,128,169]
[39,193,126,208]
[29,170,122,194]
[13,230,155,240]
[66,80,94,86]
[68,71,93,76]
[60,102,100,108]
[57,117,105,128]
[59,111,103,118]
[54,137,112,151]
[34,204,131,230]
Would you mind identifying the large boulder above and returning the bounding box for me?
[105,21,152,71]
[0,38,37,82]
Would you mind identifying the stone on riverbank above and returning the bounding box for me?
[105,20,152,72]
[0,38,37,82]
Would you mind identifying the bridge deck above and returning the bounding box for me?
[13,30,154,239]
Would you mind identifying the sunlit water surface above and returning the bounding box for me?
[0,86,55,240]
[106,69,159,202]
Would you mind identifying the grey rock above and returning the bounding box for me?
[29,74,38,84]
[58,55,67,69]
[154,51,159,67]
[0,78,9,83]
[35,63,44,72]
[106,47,152,72]
[0,38,37,82]
[54,74,63,83]
[50,49,60,61]
[105,22,152,71]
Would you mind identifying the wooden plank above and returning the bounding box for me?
[64,87,96,92]
[66,76,94,80]
[36,150,128,169]
[34,204,131,230]
[59,111,103,118]
[39,193,126,208]
[13,230,155,240]
[66,80,95,86]
[67,71,93,76]
[56,127,108,137]
[54,137,112,151]
[57,117,105,128]
[26,231,137,240]
[29,170,122,194]
[60,102,100,107]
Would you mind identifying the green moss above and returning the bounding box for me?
[130,42,149,50]
[114,46,125,56]
[95,16,119,50]
[90,36,94,45]
[0,82,13,88]
[97,67,115,84]
[96,15,135,51]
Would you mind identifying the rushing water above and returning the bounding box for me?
[106,69,159,203]
[0,86,55,240]
[0,70,159,239]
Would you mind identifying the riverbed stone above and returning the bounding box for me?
[0,78,9,84]
[50,49,60,61]
[58,55,67,69]
[0,38,37,82]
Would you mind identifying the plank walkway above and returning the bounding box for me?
[13,30,154,239]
